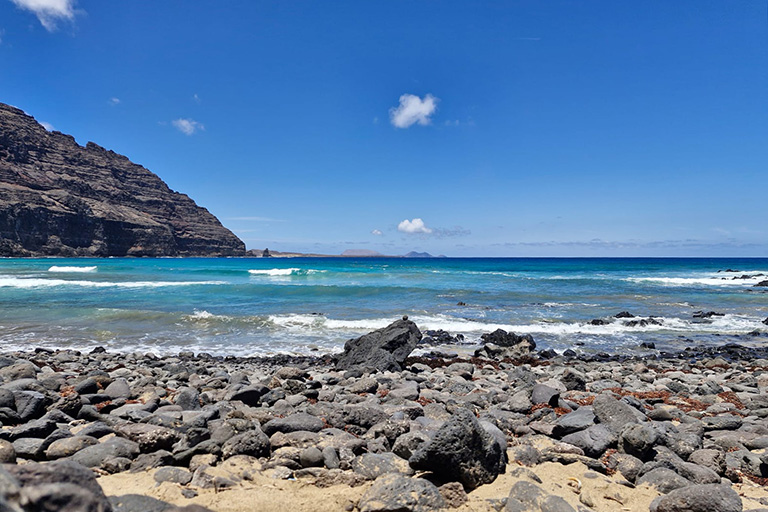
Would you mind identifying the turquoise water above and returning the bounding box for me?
[0,258,766,357]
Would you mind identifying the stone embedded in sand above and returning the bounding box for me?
[357,473,446,512]
[335,318,421,372]
[650,483,742,512]
[505,480,576,512]
[409,408,506,490]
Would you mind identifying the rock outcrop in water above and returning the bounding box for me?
[0,103,245,257]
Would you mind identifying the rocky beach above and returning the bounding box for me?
[2,318,768,511]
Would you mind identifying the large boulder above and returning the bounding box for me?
[409,408,506,490]
[335,318,421,372]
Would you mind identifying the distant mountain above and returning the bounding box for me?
[341,249,384,257]
[0,103,245,257]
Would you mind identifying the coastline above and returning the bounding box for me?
[2,323,768,511]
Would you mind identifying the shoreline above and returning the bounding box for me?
[2,325,768,511]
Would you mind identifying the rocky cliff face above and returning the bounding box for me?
[0,103,245,257]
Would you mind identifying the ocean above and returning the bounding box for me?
[0,257,766,358]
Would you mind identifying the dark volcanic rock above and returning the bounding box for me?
[357,474,446,512]
[650,483,742,512]
[335,318,421,372]
[0,102,244,257]
[409,408,506,490]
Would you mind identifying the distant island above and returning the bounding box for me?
[248,248,446,258]
[0,102,244,257]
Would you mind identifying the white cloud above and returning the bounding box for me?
[398,218,432,234]
[389,93,438,128]
[193,94,201,104]
[172,118,204,135]
[40,121,54,131]
[109,97,120,106]
[371,229,383,236]
[11,0,77,32]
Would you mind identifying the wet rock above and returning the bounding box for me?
[409,408,506,490]
[357,473,445,512]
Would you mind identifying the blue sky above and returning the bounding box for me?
[1,1,766,256]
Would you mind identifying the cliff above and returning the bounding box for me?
[0,103,245,257]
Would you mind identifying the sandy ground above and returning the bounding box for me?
[96,453,706,512]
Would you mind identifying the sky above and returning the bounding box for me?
[0,1,766,257]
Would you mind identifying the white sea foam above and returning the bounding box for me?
[265,312,765,338]
[0,277,224,289]
[48,266,97,273]
[627,275,766,287]
[248,268,325,276]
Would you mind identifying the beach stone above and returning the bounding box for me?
[78,422,115,439]
[12,437,46,460]
[74,378,100,395]
[262,413,324,436]
[353,453,414,479]
[674,461,721,484]
[153,466,193,485]
[45,436,99,459]
[637,468,691,494]
[109,494,174,512]
[509,445,541,467]
[560,424,615,458]
[592,394,643,432]
[130,450,174,472]
[0,362,37,381]
[702,415,743,431]
[0,388,14,409]
[7,459,111,509]
[409,408,506,490]
[104,378,132,399]
[530,384,559,406]
[561,368,587,391]
[649,483,742,512]
[20,483,111,512]
[357,473,446,512]
[438,481,468,508]
[299,447,324,468]
[115,423,180,452]
[321,446,340,469]
[173,387,200,410]
[226,385,269,406]
[0,439,15,463]
[688,449,726,475]
[70,437,141,468]
[13,390,46,421]
[392,431,430,460]
[504,480,575,512]
[552,406,595,437]
[335,318,421,372]
[618,423,658,460]
[221,429,270,459]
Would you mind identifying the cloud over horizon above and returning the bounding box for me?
[172,118,204,135]
[398,218,432,234]
[389,93,438,128]
[371,229,383,236]
[11,0,77,31]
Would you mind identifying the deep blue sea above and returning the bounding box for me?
[0,258,766,357]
